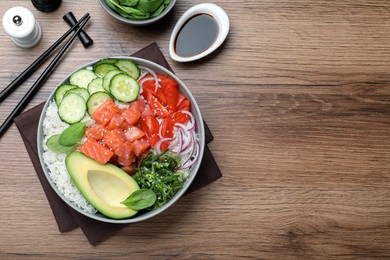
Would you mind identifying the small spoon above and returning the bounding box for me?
[169,3,230,62]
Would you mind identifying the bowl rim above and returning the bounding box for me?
[37,56,205,224]
[98,0,177,26]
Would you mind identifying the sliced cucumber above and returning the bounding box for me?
[114,59,140,79]
[93,63,119,77]
[65,87,90,102]
[70,68,98,89]
[54,84,78,106]
[94,58,118,66]
[103,70,124,92]
[58,93,87,124]
[109,74,140,102]
[87,78,105,95]
[86,92,113,115]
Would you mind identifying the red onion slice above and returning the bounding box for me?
[139,65,160,93]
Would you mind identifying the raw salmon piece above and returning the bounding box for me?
[130,99,146,113]
[116,142,136,167]
[124,126,145,142]
[106,113,125,130]
[121,105,141,125]
[132,139,150,157]
[115,141,134,159]
[92,99,120,126]
[103,129,126,151]
[79,137,114,164]
[85,124,107,141]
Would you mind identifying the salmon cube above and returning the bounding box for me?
[106,113,125,130]
[121,105,141,125]
[79,137,114,164]
[92,99,120,126]
[103,129,126,151]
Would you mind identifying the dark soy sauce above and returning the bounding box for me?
[174,14,219,57]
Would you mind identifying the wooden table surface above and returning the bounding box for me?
[1,0,390,259]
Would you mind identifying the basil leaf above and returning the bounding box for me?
[59,122,86,147]
[46,134,75,154]
[121,189,156,210]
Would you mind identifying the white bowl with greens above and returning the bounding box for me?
[98,0,176,26]
[37,57,204,223]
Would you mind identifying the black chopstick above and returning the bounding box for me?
[0,14,91,138]
[0,13,90,103]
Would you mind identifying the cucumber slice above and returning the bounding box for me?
[87,78,105,95]
[65,87,90,102]
[94,58,118,66]
[103,70,124,92]
[93,63,119,77]
[58,93,87,124]
[70,68,98,89]
[54,84,78,106]
[114,60,140,79]
[109,74,140,102]
[86,92,113,115]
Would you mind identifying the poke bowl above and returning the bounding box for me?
[37,57,205,224]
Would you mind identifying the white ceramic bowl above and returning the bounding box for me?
[98,0,176,26]
[169,3,230,62]
[37,57,205,224]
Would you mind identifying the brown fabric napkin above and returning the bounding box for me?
[13,42,221,245]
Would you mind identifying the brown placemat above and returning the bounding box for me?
[13,42,222,245]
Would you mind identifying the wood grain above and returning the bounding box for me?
[0,0,389,259]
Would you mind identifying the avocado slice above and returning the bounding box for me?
[65,151,140,219]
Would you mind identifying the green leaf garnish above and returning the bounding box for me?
[121,189,156,210]
[59,122,86,147]
[46,134,76,153]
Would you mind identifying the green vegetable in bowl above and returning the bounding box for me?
[59,122,86,147]
[46,122,86,153]
[105,0,171,20]
[138,0,164,13]
[133,151,187,210]
[121,189,156,210]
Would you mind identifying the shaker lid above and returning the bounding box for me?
[2,6,36,38]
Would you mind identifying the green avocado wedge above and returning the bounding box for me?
[65,151,140,219]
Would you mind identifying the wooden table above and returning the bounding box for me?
[1,0,389,258]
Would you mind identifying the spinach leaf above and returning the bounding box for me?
[58,122,86,147]
[150,3,165,18]
[120,0,138,7]
[46,134,76,154]
[121,189,156,210]
[105,0,169,20]
[108,0,150,19]
[105,0,118,10]
[137,0,164,13]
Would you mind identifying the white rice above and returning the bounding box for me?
[41,100,97,214]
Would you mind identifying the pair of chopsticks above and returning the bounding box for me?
[0,13,91,138]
